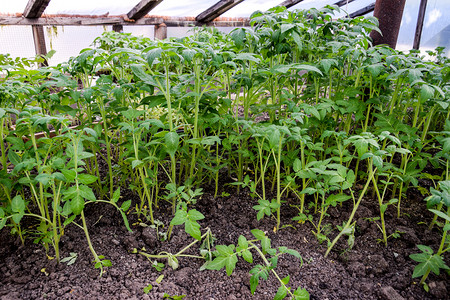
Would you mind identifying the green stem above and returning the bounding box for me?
[325,163,376,257]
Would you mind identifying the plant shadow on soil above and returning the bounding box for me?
[0,172,449,300]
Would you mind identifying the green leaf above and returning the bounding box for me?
[429,209,450,223]
[242,249,253,264]
[420,84,434,102]
[251,229,266,240]
[61,169,76,182]
[205,256,226,271]
[170,210,187,226]
[143,284,153,294]
[122,108,144,120]
[268,128,281,149]
[79,185,96,201]
[8,150,21,166]
[132,159,144,169]
[250,274,259,295]
[35,173,51,186]
[146,48,163,65]
[274,285,288,300]
[0,218,8,230]
[77,174,98,185]
[131,64,157,86]
[185,219,201,241]
[120,200,132,211]
[261,237,271,254]
[111,188,120,203]
[293,287,310,300]
[165,131,180,157]
[11,195,25,213]
[238,235,248,249]
[234,53,260,63]
[286,249,301,259]
[188,209,205,221]
[225,253,238,276]
[70,195,85,215]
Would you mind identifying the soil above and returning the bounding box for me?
[1,174,449,300]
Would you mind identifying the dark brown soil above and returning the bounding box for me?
[1,178,449,300]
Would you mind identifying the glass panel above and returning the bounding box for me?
[0,0,28,14]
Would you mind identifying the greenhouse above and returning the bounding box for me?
[0,0,449,299]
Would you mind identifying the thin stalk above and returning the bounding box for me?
[325,163,376,257]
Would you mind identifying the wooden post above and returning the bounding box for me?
[369,0,406,49]
[113,25,123,32]
[154,23,167,40]
[413,0,428,50]
[31,25,48,66]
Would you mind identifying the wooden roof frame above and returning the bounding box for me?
[196,0,244,24]
[127,0,164,21]
[23,0,51,18]
[2,0,380,27]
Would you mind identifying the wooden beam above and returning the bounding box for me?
[32,25,48,65]
[23,0,51,18]
[196,0,244,24]
[112,25,123,32]
[154,23,167,39]
[278,0,305,9]
[413,0,428,49]
[0,15,250,27]
[127,0,164,21]
[349,3,375,18]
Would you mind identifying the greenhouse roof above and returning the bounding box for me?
[1,0,376,18]
[0,0,448,64]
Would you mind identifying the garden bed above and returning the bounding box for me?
[0,176,448,300]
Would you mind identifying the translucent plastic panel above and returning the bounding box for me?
[0,0,28,14]
[0,26,36,58]
[123,26,155,39]
[44,0,140,15]
[397,0,420,52]
[420,0,450,56]
[43,26,110,65]
[222,0,280,17]
[150,0,212,17]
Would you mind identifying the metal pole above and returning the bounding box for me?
[413,0,428,49]
[369,0,406,49]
